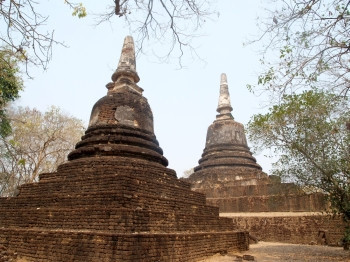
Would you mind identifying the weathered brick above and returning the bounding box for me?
[0,37,248,261]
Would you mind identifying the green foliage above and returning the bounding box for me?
[248,90,350,222]
[258,67,276,86]
[0,51,23,137]
[65,1,87,18]
[344,226,350,248]
[279,45,292,59]
[73,4,87,18]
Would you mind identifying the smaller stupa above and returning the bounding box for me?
[188,73,269,187]
[186,74,325,213]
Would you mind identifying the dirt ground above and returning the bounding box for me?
[222,212,324,217]
[201,242,350,262]
[2,242,350,261]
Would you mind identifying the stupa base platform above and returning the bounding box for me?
[0,228,248,261]
[0,38,250,261]
[204,193,326,213]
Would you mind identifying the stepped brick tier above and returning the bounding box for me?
[185,74,326,213]
[0,37,248,261]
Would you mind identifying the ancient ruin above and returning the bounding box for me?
[185,74,345,246]
[0,37,248,261]
[186,73,326,213]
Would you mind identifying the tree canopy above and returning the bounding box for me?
[0,106,85,197]
[0,49,23,137]
[247,90,350,221]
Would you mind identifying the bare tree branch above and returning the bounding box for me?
[94,0,214,66]
[0,0,67,76]
[248,0,350,98]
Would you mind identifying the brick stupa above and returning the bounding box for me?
[186,74,326,212]
[0,37,248,261]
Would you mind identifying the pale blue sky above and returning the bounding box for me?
[17,1,274,176]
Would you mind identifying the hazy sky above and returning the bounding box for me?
[17,1,274,176]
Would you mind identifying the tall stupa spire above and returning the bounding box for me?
[107,36,142,94]
[216,73,233,119]
[112,36,139,83]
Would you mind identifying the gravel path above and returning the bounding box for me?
[201,242,350,262]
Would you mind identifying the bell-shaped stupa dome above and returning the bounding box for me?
[68,36,168,167]
[195,73,262,173]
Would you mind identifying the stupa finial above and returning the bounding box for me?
[216,73,233,119]
[111,36,140,84]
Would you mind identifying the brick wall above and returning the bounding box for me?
[0,156,249,261]
[226,214,346,246]
[207,193,326,212]
[0,228,248,262]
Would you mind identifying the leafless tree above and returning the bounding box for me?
[0,0,64,74]
[94,0,213,65]
[248,0,350,98]
[0,106,85,196]
[0,0,213,74]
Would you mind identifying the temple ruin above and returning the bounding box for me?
[185,74,345,246]
[186,73,326,213]
[0,37,248,261]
